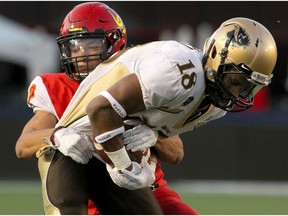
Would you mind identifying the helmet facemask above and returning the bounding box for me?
[206,58,274,111]
[206,63,263,112]
[57,30,112,81]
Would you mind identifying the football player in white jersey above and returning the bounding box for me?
[54,17,277,190]
[15,2,198,215]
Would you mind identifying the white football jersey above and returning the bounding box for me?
[57,41,226,137]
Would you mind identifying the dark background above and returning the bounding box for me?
[1,1,288,182]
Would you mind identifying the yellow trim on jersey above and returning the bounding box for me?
[60,63,130,127]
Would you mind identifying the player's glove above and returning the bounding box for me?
[106,156,155,190]
[49,127,95,164]
[123,119,158,152]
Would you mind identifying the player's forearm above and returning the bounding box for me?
[153,134,184,164]
[87,96,124,150]
[87,95,133,170]
[15,128,54,159]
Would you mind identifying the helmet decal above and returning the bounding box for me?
[107,9,126,35]
[227,25,250,48]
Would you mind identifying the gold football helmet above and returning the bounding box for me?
[203,17,277,112]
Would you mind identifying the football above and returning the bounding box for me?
[96,147,150,167]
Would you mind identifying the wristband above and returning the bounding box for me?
[95,126,125,143]
[105,146,131,170]
[99,91,127,118]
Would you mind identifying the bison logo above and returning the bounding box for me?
[227,25,250,47]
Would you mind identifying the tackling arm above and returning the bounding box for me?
[123,120,184,165]
[153,134,184,165]
[16,109,96,164]
[15,110,57,159]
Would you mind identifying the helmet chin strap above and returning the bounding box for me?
[204,31,234,81]
[100,42,115,61]
[100,52,111,61]
[202,28,234,68]
[100,30,122,61]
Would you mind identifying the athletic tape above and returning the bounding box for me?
[105,146,131,170]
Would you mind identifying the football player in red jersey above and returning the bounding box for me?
[16,2,198,215]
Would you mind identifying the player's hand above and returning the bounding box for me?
[106,156,155,190]
[53,127,95,164]
[123,119,158,152]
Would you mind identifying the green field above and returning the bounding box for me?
[181,193,288,215]
[1,180,288,215]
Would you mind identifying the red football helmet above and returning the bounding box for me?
[57,2,127,81]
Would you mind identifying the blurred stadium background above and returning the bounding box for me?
[1,1,288,214]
